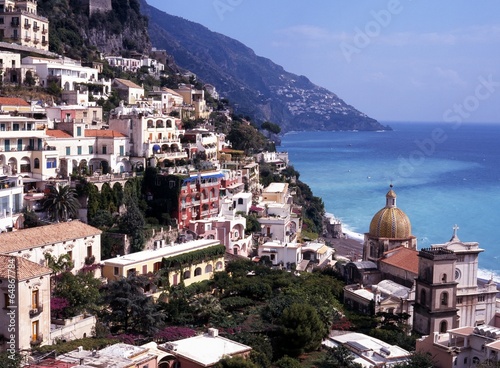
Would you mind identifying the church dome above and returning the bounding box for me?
[369,186,412,239]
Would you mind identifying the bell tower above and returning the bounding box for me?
[413,247,458,335]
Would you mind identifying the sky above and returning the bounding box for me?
[146,0,500,124]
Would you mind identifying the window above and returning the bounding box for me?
[441,292,449,306]
[87,246,92,258]
[102,145,107,154]
[194,267,202,276]
[31,321,39,342]
[238,198,244,205]
[420,289,426,306]
[88,145,93,154]
[76,126,82,136]
[77,146,82,155]
[127,268,136,277]
[13,123,19,131]
[456,297,463,304]
[440,321,447,333]
[32,290,39,309]
[183,271,191,279]
[153,262,162,272]
[46,158,56,169]
[113,267,119,276]
[119,145,124,156]
[478,295,486,302]
[66,147,71,155]
[457,255,465,262]
[0,18,3,25]
[441,274,447,283]
[34,158,40,169]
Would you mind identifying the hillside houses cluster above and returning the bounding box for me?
[0,3,333,364]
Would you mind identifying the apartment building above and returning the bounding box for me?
[0,0,49,51]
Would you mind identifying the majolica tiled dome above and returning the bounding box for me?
[369,186,412,239]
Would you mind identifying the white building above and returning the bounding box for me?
[0,220,102,276]
[108,102,186,167]
[323,332,411,367]
[22,56,99,91]
[258,240,302,269]
[148,87,184,114]
[0,175,24,231]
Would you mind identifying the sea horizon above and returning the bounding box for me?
[280,121,500,282]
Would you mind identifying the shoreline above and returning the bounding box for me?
[321,214,500,283]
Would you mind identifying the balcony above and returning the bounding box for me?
[85,255,95,265]
[33,25,39,31]
[10,21,19,27]
[24,36,30,42]
[23,22,30,29]
[30,334,43,346]
[29,305,43,317]
[41,40,47,46]
[42,28,47,34]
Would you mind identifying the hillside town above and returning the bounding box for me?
[0,1,499,368]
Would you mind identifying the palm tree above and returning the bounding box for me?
[43,184,80,222]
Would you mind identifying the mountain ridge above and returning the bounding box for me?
[140,1,390,133]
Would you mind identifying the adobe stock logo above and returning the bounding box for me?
[213,0,243,21]
[340,0,406,63]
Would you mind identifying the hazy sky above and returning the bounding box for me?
[146,1,500,123]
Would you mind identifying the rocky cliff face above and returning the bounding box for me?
[140,1,389,132]
[37,0,151,58]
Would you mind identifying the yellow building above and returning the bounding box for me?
[102,239,225,289]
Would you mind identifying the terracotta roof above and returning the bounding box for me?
[85,129,127,138]
[380,247,419,274]
[160,87,182,96]
[0,97,30,106]
[46,129,72,138]
[113,78,142,89]
[0,255,51,281]
[0,221,102,253]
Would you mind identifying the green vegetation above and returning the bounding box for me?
[43,184,80,222]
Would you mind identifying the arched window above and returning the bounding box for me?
[194,267,202,276]
[215,261,223,270]
[441,292,449,306]
[440,320,447,333]
[205,264,213,273]
[441,273,447,283]
[420,289,427,306]
[183,270,190,279]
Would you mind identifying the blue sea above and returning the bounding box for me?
[279,122,500,280]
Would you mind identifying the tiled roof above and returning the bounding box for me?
[380,247,419,274]
[0,221,102,253]
[0,97,30,106]
[85,129,127,138]
[0,255,51,281]
[113,78,142,89]
[161,87,182,96]
[46,129,72,138]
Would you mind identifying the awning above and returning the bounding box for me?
[152,144,161,153]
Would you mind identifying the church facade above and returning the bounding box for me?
[343,186,498,336]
